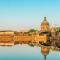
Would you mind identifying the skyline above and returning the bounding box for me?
[0,0,60,30]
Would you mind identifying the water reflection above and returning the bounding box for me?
[40,45,60,60]
[0,44,60,60]
[41,46,50,60]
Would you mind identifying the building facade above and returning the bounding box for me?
[0,17,50,45]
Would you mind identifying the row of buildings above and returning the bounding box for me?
[0,17,60,46]
[0,17,49,45]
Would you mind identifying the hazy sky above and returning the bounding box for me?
[0,0,60,30]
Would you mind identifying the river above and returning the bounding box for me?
[0,44,60,60]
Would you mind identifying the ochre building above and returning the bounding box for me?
[0,17,50,45]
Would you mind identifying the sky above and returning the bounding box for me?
[0,0,60,31]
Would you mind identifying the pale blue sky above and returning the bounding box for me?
[0,0,60,30]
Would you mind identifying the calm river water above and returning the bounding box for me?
[0,44,60,60]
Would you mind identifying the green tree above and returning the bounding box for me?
[28,29,37,32]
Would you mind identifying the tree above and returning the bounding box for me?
[28,29,37,32]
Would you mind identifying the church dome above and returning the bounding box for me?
[41,17,50,32]
[41,17,49,25]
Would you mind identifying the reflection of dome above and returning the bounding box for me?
[41,17,49,25]
[41,46,49,60]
